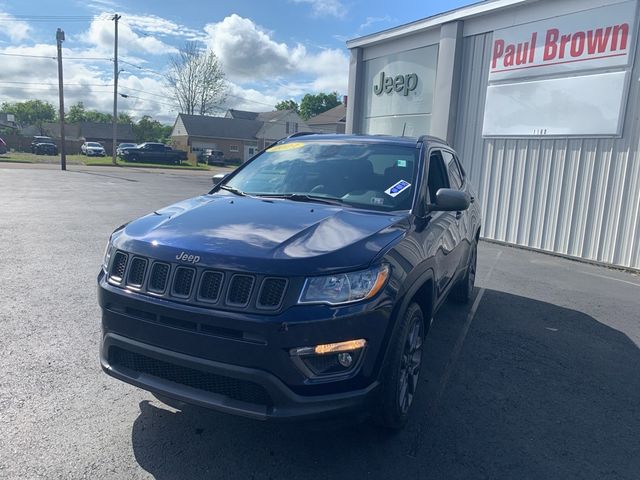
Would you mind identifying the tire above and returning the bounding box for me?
[374,302,425,430]
[129,154,139,162]
[450,241,477,304]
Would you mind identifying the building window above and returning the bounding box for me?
[285,121,299,134]
[229,145,239,152]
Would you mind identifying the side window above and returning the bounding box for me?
[427,150,450,204]
[443,151,463,190]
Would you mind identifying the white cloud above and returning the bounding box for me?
[359,15,396,31]
[204,15,348,97]
[123,14,203,41]
[204,15,304,81]
[78,15,177,56]
[0,43,178,124]
[0,13,32,42]
[290,0,347,18]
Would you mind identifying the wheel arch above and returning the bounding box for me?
[375,267,436,380]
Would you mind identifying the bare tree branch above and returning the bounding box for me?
[166,42,227,116]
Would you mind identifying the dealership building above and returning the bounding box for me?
[346,0,640,271]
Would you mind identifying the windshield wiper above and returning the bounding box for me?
[219,185,246,196]
[255,193,344,206]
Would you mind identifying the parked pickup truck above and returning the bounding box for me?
[121,142,187,164]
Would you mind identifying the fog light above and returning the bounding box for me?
[290,339,367,378]
[338,352,353,367]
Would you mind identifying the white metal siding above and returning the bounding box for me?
[454,32,640,270]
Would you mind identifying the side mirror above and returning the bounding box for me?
[429,188,470,212]
[212,173,229,185]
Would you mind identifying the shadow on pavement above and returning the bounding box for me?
[130,289,640,480]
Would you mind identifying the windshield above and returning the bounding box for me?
[88,142,102,147]
[224,141,419,211]
[119,143,135,148]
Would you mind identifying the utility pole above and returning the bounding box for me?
[112,13,121,166]
[56,28,66,171]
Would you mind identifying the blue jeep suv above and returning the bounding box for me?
[98,134,481,429]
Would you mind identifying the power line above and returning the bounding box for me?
[0,81,113,87]
[0,52,110,61]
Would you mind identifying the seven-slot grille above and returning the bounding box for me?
[226,275,254,306]
[107,250,287,311]
[148,262,170,293]
[199,271,223,302]
[110,251,128,281]
[126,257,147,287]
[172,267,195,297]
[258,278,288,309]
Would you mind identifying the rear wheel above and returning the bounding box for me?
[374,302,425,430]
[451,241,477,304]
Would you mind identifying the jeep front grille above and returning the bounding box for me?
[110,251,128,281]
[106,250,288,312]
[127,257,147,288]
[198,271,223,302]
[258,278,288,309]
[227,275,254,306]
[172,267,195,297]
[148,262,170,293]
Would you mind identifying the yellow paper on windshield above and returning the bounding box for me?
[266,142,305,152]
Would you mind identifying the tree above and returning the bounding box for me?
[133,115,172,143]
[275,99,299,114]
[1,100,56,132]
[66,101,132,124]
[299,92,341,120]
[166,42,227,116]
[66,102,87,124]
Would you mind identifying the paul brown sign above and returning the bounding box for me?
[373,71,418,96]
[488,0,635,82]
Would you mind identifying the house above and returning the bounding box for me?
[306,103,347,134]
[226,109,311,149]
[0,113,18,130]
[171,114,263,161]
[79,122,136,145]
[20,122,135,143]
[171,109,311,162]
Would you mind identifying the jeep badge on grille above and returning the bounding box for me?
[175,251,201,264]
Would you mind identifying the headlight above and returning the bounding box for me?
[298,265,389,305]
[102,237,113,272]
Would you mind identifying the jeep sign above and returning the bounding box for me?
[373,72,418,96]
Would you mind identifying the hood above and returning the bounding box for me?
[114,194,409,275]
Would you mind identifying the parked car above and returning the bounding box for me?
[0,137,7,155]
[98,133,481,429]
[81,142,106,156]
[120,142,187,164]
[31,136,58,155]
[200,149,225,166]
[116,143,137,157]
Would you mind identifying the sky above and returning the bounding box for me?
[0,0,476,124]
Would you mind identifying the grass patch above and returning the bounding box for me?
[1,151,212,170]
[83,156,211,170]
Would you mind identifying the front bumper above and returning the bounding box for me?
[98,273,392,420]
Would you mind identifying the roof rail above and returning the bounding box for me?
[285,131,319,140]
[417,135,448,146]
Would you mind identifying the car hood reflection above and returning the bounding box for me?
[116,194,408,275]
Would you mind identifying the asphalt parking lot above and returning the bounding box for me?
[1,164,639,480]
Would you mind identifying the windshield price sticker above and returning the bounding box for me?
[266,142,305,153]
[385,180,411,197]
[397,159,407,167]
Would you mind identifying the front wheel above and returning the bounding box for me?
[374,302,425,430]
